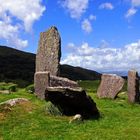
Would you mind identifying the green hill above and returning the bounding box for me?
[0,46,101,85]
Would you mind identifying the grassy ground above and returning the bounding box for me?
[0,81,140,140]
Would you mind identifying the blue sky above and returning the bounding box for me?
[0,0,140,72]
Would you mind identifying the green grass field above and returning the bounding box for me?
[0,81,140,140]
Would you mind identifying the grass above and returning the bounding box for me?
[0,81,140,140]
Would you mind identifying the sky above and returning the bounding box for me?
[0,0,140,73]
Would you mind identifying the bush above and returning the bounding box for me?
[26,84,34,94]
[8,84,17,92]
[0,82,17,92]
[45,102,62,116]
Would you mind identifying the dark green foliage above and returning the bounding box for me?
[0,82,17,92]
[8,84,17,92]
[25,84,34,94]
[45,102,63,116]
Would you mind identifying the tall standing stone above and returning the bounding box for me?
[127,70,140,103]
[36,26,61,76]
[97,74,125,99]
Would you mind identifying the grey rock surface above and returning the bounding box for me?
[127,70,140,103]
[0,98,29,107]
[50,75,79,88]
[36,26,61,76]
[34,72,50,99]
[97,74,125,99]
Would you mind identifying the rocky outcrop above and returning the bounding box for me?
[127,70,140,103]
[36,26,61,76]
[45,87,99,119]
[97,74,125,99]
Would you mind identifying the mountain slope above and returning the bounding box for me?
[60,64,101,80]
[0,46,101,84]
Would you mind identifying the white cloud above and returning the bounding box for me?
[132,0,140,7]
[99,3,114,10]
[59,0,89,19]
[89,14,96,20]
[0,20,28,49]
[125,0,140,18]
[81,19,92,33]
[0,0,45,49]
[125,7,137,18]
[61,40,140,72]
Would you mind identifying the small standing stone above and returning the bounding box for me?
[97,74,125,99]
[36,26,61,76]
[34,72,50,99]
[127,70,140,103]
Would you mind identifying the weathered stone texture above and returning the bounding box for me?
[45,87,99,119]
[0,98,29,107]
[36,26,61,76]
[50,75,79,88]
[127,70,140,103]
[34,72,50,99]
[97,74,125,99]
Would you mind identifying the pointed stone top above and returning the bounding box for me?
[42,26,58,34]
[36,26,61,75]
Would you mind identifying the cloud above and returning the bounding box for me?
[0,0,45,49]
[81,14,96,33]
[99,2,114,10]
[0,21,28,49]
[132,0,140,7]
[81,19,92,33]
[125,8,137,18]
[125,0,140,18]
[61,40,140,72]
[89,14,96,20]
[59,0,89,19]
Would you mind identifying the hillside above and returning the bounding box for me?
[0,46,101,84]
[60,64,101,80]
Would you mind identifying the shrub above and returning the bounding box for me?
[26,84,34,94]
[45,102,62,116]
[8,84,17,92]
[0,82,17,92]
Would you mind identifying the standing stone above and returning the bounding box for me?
[97,74,125,99]
[34,72,50,99]
[127,70,140,103]
[36,26,61,76]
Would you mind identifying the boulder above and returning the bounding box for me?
[0,98,29,107]
[45,87,99,119]
[69,114,83,123]
[97,74,125,99]
[127,70,140,103]
[36,26,61,76]
[34,72,50,99]
[50,75,79,88]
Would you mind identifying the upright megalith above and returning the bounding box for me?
[34,72,50,99]
[35,26,61,99]
[36,26,61,76]
[97,74,125,99]
[127,70,140,103]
